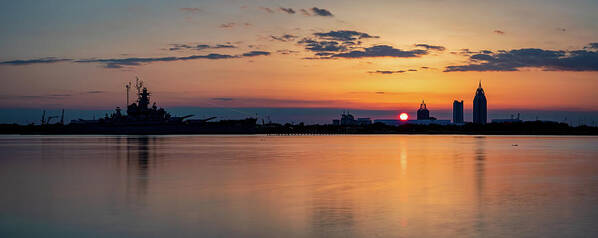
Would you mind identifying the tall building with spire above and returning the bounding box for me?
[473,81,487,124]
[453,100,464,123]
[417,100,430,120]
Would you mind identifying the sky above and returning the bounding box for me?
[1,0,597,124]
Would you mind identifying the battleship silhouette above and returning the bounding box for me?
[31,78,257,134]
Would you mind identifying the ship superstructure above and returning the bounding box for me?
[71,78,192,125]
[61,77,258,134]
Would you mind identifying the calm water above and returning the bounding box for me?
[0,135,597,238]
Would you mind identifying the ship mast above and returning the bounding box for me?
[135,77,143,98]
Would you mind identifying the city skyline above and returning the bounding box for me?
[1,0,597,123]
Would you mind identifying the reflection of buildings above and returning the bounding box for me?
[453,100,464,124]
[473,82,488,124]
[473,136,487,233]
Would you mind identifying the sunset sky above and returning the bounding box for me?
[1,0,597,123]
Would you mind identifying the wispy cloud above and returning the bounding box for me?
[270,34,298,42]
[368,69,417,74]
[310,7,333,17]
[259,7,274,14]
[368,70,406,74]
[77,51,271,68]
[279,7,295,14]
[415,44,445,51]
[451,49,493,56]
[242,51,271,57]
[0,57,72,66]
[277,49,299,55]
[259,6,333,17]
[169,43,237,51]
[494,30,505,35]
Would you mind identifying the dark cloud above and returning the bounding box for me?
[270,34,297,42]
[241,51,271,57]
[556,27,567,32]
[375,91,385,94]
[179,8,201,14]
[494,30,505,35]
[311,7,333,17]
[408,69,417,71]
[415,44,446,51]
[298,38,347,52]
[0,57,72,66]
[331,45,428,58]
[77,51,270,68]
[169,43,236,51]
[298,30,383,57]
[369,70,406,74]
[279,7,295,14]
[421,66,430,69]
[451,49,492,56]
[314,30,378,42]
[315,52,334,56]
[444,46,598,72]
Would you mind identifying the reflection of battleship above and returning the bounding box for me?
[29,78,257,134]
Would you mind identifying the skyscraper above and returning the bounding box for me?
[453,100,464,123]
[417,100,430,120]
[473,81,487,124]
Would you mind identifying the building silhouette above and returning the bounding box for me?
[453,100,464,123]
[340,112,357,126]
[473,82,487,124]
[417,101,430,120]
[333,112,372,126]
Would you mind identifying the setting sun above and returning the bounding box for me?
[399,113,409,121]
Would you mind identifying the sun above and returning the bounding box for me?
[399,113,409,121]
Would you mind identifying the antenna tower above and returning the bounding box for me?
[125,81,132,107]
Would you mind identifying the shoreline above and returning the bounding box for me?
[2,121,597,136]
